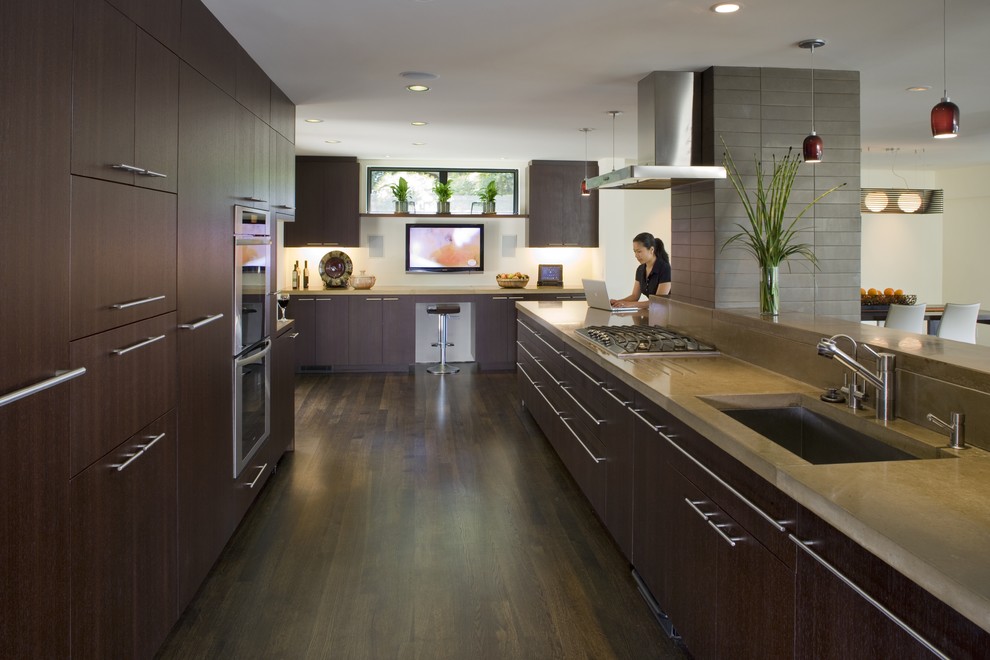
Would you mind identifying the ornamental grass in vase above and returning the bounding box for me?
[720,139,845,316]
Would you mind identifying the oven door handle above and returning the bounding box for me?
[235,339,272,367]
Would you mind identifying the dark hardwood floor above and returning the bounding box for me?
[157,367,688,659]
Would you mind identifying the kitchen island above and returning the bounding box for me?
[516,298,990,658]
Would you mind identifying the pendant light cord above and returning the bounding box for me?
[810,43,816,132]
[942,0,948,98]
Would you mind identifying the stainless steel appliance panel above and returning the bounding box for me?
[233,338,270,478]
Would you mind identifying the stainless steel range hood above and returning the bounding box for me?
[584,71,725,190]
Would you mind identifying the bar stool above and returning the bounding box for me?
[427,303,460,374]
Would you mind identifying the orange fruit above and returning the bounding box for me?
[894,288,903,295]
[883,287,894,296]
[867,288,878,296]
[860,287,866,296]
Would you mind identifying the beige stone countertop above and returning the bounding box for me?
[281,285,585,296]
[516,300,990,633]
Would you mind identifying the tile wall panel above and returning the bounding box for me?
[671,65,860,320]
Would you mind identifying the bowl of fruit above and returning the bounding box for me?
[860,287,917,306]
[496,272,530,289]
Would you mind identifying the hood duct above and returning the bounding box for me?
[584,71,726,190]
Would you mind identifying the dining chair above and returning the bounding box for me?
[936,303,981,343]
[884,303,927,333]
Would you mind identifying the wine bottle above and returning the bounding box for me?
[291,261,300,290]
[303,260,310,289]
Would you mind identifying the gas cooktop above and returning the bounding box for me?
[575,324,719,358]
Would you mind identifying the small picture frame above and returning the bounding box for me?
[537,264,563,287]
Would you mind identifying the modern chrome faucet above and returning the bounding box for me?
[927,411,967,449]
[817,335,896,421]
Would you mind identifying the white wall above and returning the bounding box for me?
[278,158,664,294]
[860,168,943,306]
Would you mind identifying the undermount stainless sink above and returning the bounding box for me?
[722,406,917,464]
[702,394,950,465]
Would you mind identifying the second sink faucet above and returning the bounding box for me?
[817,335,896,421]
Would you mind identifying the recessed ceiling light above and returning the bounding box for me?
[324,139,341,144]
[400,71,438,81]
[711,3,740,12]
[412,142,426,146]
[907,85,932,92]
[411,121,429,126]
[406,84,430,92]
[304,118,323,123]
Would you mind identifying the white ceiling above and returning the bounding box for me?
[205,0,990,170]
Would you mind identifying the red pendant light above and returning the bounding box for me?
[799,39,826,163]
[932,0,960,138]
[579,128,593,196]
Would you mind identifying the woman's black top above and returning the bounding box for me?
[636,260,671,297]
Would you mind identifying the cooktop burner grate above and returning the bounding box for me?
[575,325,719,357]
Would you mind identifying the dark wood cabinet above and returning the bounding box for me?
[475,293,528,369]
[1,9,74,652]
[273,326,298,454]
[601,379,635,559]
[528,160,599,247]
[285,156,360,247]
[69,312,177,476]
[382,296,416,367]
[72,0,178,192]
[348,296,384,365]
[105,0,180,51]
[288,296,316,369]
[70,411,177,660]
[175,62,238,610]
[179,0,238,97]
[272,131,296,218]
[232,108,271,208]
[270,82,295,142]
[70,177,176,338]
[794,506,988,660]
[235,42,271,123]
[316,297,350,366]
[347,296,415,369]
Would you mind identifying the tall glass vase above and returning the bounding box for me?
[760,264,780,316]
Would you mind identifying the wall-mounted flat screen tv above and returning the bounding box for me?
[405,223,484,273]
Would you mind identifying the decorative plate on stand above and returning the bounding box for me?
[319,250,353,288]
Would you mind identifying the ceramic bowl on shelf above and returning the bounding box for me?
[350,270,376,290]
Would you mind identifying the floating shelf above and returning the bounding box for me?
[359,213,527,219]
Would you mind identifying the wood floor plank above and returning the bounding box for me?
[157,367,687,659]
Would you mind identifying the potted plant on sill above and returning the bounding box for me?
[478,180,498,215]
[390,176,411,214]
[434,180,452,214]
[720,139,844,316]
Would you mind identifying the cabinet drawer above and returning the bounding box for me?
[70,313,177,476]
[71,177,176,339]
[70,410,177,659]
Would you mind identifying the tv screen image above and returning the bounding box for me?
[406,224,484,273]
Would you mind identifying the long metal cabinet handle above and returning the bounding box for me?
[516,319,537,336]
[111,294,166,310]
[603,387,633,406]
[515,341,540,363]
[178,313,224,330]
[115,432,166,472]
[685,498,738,547]
[244,196,268,203]
[631,407,787,532]
[111,334,166,356]
[516,362,539,388]
[288,332,300,339]
[111,163,167,178]
[531,355,564,387]
[560,352,604,386]
[247,464,269,489]
[533,332,561,355]
[306,242,339,246]
[276,204,295,210]
[0,367,87,409]
[559,416,605,463]
[533,385,563,416]
[560,385,604,425]
[788,534,950,660]
[142,169,167,178]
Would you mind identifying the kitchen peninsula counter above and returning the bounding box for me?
[515,299,990,635]
[282,285,586,296]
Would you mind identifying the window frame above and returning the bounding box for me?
[366,167,520,215]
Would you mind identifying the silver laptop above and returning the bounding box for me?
[582,279,639,313]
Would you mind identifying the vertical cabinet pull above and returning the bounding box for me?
[0,367,87,409]
[789,534,950,660]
